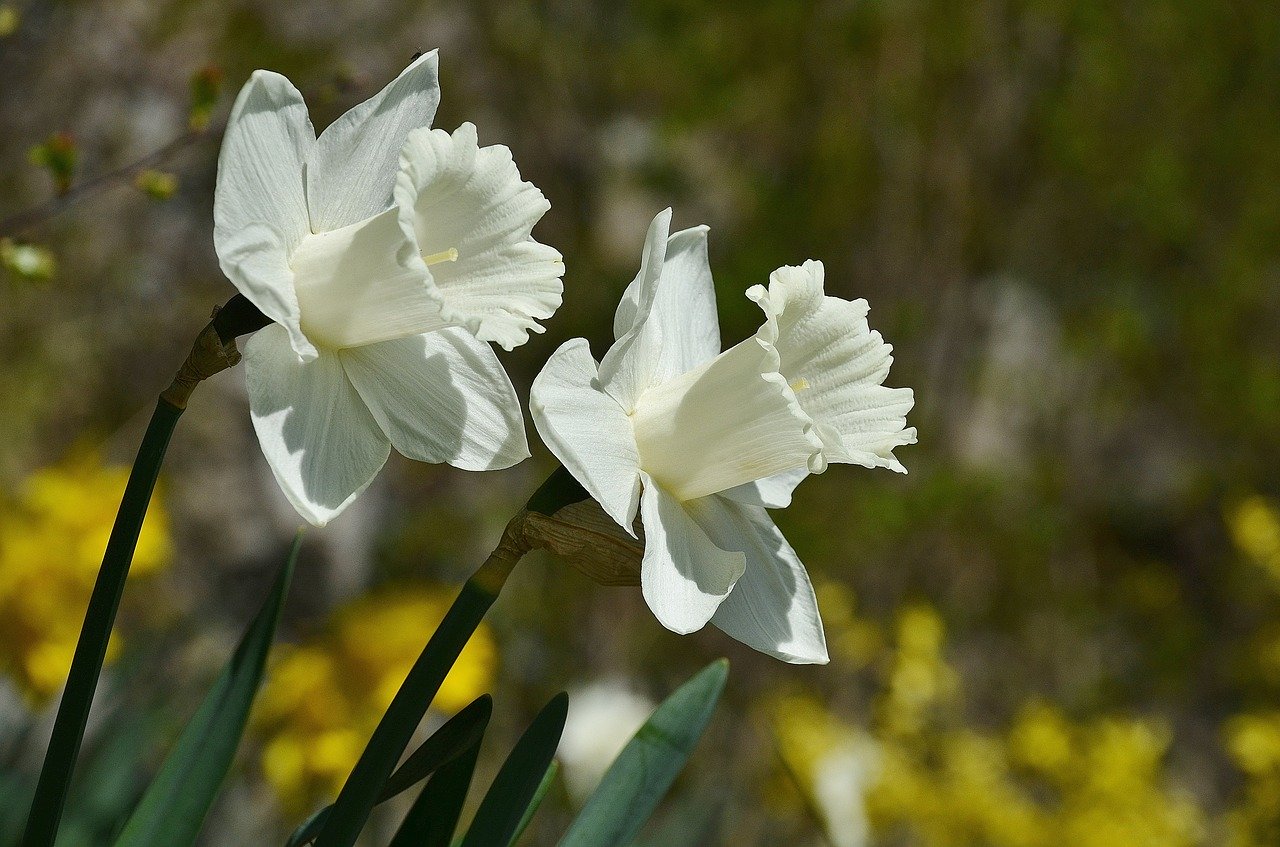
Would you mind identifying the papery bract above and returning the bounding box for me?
[530,209,915,663]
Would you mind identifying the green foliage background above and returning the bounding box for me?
[1,0,1279,844]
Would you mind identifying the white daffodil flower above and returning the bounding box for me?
[214,52,563,525]
[530,209,915,663]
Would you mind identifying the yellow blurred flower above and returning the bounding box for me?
[0,451,171,704]
[1227,495,1280,584]
[253,584,497,812]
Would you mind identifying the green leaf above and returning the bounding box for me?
[557,659,728,847]
[507,762,558,847]
[286,695,492,847]
[389,737,484,847]
[111,535,300,847]
[312,579,503,847]
[458,692,569,847]
[23,399,184,847]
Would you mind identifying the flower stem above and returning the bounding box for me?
[313,513,531,847]
[21,297,261,847]
[22,398,182,847]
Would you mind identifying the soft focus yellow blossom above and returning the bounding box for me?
[1227,496,1280,584]
[773,600,1204,847]
[0,452,171,704]
[253,584,497,812]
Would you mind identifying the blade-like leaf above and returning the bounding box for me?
[389,736,484,847]
[312,579,504,847]
[459,693,569,847]
[507,762,558,847]
[286,695,493,847]
[112,535,301,847]
[557,659,728,847]
[24,399,184,847]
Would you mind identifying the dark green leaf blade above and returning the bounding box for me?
[286,694,493,847]
[557,659,728,847]
[459,692,569,847]
[111,534,301,847]
[389,737,484,847]
[507,762,558,847]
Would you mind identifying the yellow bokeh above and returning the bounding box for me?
[772,598,1205,847]
[253,584,497,812]
[0,451,171,704]
[1227,495,1280,585]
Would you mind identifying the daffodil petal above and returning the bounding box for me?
[751,261,917,472]
[244,324,390,526]
[530,338,642,531]
[308,50,441,231]
[394,122,563,351]
[612,222,721,380]
[700,495,829,664]
[721,467,809,510]
[639,474,746,635]
[629,334,823,501]
[290,206,444,349]
[340,328,529,471]
[215,222,317,361]
[214,71,316,359]
[597,208,671,412]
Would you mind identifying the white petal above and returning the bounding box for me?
[290,206,445,349]
[703,496,828,664]
[308,51,441,231]
[213,71,317,359]
[612,224,721,378]
[529,338,642,531]
[639,474,746,635]
[243,325,390,526]
[721,467,809,510]
[630,335,823,501]
[597,209,671,412]
[752,261,916,472]
[393,123,563,350]
[340,328,529,471]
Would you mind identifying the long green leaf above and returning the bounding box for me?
[389,736,484,847]
[507,762,558,847]
[557,659,728,847]
[312,579,504,847]
[23,399,184,847]
[286,695,493,847]
[459,692,568,847]
[111,535,300,847]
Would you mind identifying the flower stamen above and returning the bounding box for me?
[422,247,459,266]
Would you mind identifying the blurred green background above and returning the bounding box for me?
[2,0,1280,844]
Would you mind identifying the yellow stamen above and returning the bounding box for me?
[422,247,459,266]
[789,377,810,393]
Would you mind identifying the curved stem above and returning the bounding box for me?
[22,398,182,847]
[22,296,256,846]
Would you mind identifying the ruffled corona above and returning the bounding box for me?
[749,261,917,472]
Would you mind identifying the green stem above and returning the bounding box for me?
[22,398,183,847]
[313,515,530,847]
[21,295,262,847]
